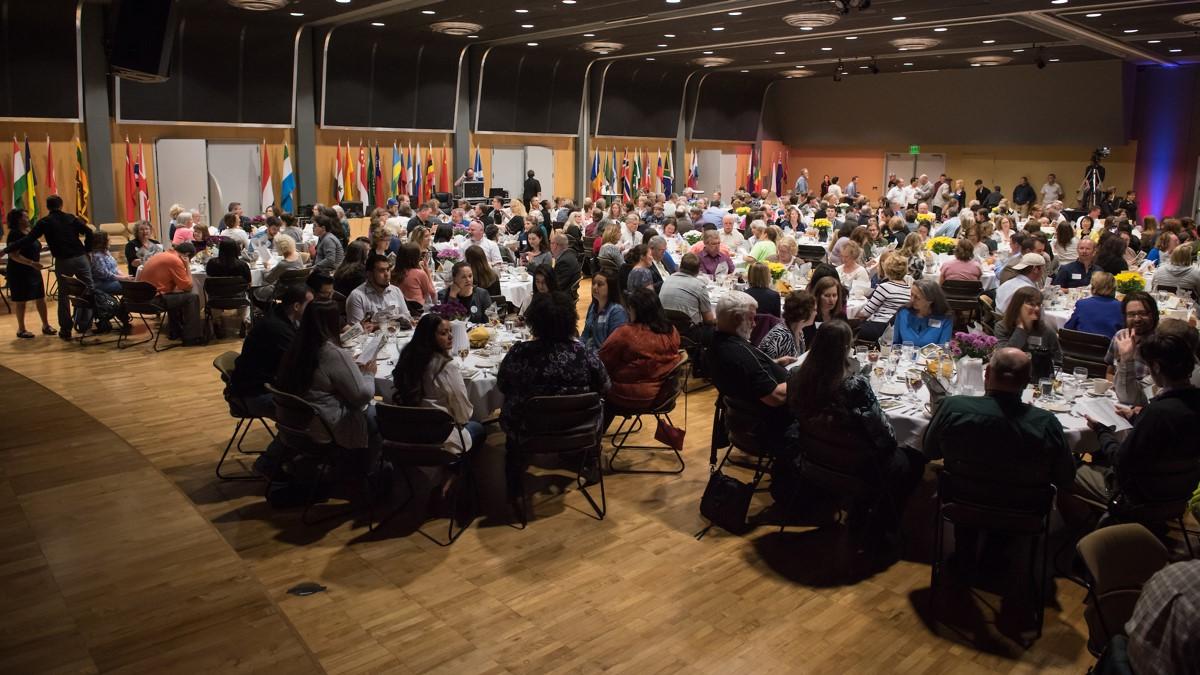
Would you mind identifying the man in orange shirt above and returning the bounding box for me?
[140,241,204,345]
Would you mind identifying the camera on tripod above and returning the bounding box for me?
[1091,147,1111,163]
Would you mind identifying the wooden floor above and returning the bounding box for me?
[0,289,1101,674]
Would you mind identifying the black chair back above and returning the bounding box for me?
[512,393,603,456]
[598,258,620,277]
[942,279,983,299]
[723,396,768,458]
[1059,328,1111,378]
[59,275,93,308]
[376,402,464,465]
[276,267,312,287]
[799,421,877,491]
[264,383,335,448]
[796,245,827,263]
[938,459,1056,533]
[119,279,160,311]
[204,276,250,310]
[1112,457,1200,516]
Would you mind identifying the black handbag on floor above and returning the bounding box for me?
[697,399,754,538]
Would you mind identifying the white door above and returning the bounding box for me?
[524,146,554,204]
[915,154,947,182]
[697,149,721,198]
[154,138,207,241]
[491,147,524,200]
[206,141,261,227]
[884,152,917,185]
[719,151,738,203]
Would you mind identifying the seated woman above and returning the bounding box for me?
[124,220,163,276]
[1151,243,1200,299]
[745,262,781,318]
[855,254,912,343]
[531,262,559,298]
[1095,232,1129,276]
[523,228,550,271]
[220,213,250,249]
[893,279,953,347]
[597,223,624,270]
[599,287,681,413]
[391,313,486,453]
[758,290,816,360]
[580,270,627,350]
[835,240,871,291]
[940,238,983,283]
[439,261,492,323]
[88,231,132,295]
[767,235,799,269]
[465,244,501,296]
[497,291,611,434]
[623,244,656,292]
[787,320,923,540]
[898,233,926,280]
[333,239,370,298]
[393,242,436,308]
[256,233,306,302]
[661,219,686,251]
[205,239,252,283]
[1065,270,1124,338]
[275,300,378,456]
[995,286,1063,363]
[804,275,848,347]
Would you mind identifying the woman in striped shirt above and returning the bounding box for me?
[855,252,912,343]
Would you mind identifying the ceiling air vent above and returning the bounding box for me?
[582,41,624,55]
[782,12,840,29]
[430,21,483,36]
[226,0,289,9]
[693,57,733,67]
[1175,13,1200,28]
[968,55,1012,66]
[779,69,814,78]
[889,37,940,51]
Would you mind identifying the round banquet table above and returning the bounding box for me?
[188,264,266,308]
[433,272,534,313]
[353,325,525,422]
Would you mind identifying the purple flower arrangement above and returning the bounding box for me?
[453,224,470,236]
[436,247,462,262]
[949,331,997,360]
[429,300,469,321]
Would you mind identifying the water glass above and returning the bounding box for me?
[854,346,869,366]
[1038,377,1054,400]
[902,341,916,362]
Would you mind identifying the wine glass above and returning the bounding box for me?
[854,345,869,367]
[906,369,925,404]
[458,347,470,364]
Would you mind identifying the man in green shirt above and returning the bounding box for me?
[923,348,1074,578]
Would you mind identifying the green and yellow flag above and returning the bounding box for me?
[74,137,90,223]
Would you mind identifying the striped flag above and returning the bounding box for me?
[24,138,37,221]
[473,145,482,174]
[424,142,435,202]
[374,143,386,208]
[631,150,641,195]
[280,143,295,214]
[356,141,368,207]
[260,140,274,214]
[655,150,664,194]
[366,142,376,207]
[122,138,136,222]
[135,139,151,221]
[620,150,631,199]
[439,143,450,198]
[12,138,27,214]
[45,136,58,196]
[390,142,401,199]
[662,150,674,197]
[0,152,7,224]
[687,150,698,189]
[333,140,344,203]
[589,149,601,201]
[412,144,422,202]
[75,138,90,223]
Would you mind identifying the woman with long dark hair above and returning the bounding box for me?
[1095,231,1129,275]
[580,270,626,350]
[392,314,485,453]
[276,300,376,451]
[464,244,500,296]
[439,261,492,323]
[599,287,680,410]
[392,242,436,306]
[334,239,370,297]
[4,209,55,338]
[787,320,922,538]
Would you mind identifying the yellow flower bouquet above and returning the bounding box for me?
[1114,271,1146,295]
[767,261,786,281]
[812,218,832,229]
[926,236,957,255]
[735,206,751,216]
[916,212,935,223]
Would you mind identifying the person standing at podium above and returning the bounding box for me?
[454,168,477,191]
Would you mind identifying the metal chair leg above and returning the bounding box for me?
[608,413,685,475]
[216,418,263,481]
[575,448,607,520]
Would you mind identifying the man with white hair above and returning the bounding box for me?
[719,213,745,252]
[794,168,809,197]
[468,220,502,264]
[619,212,643,252]
[708,290,794,444]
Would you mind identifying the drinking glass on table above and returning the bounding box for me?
[902,341,916,363]
[906,369,924,403]
[1038,377,1055,400]
[854,345,868,366]
[1071,367,1089,398]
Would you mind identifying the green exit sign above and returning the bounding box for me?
[909,145,920,155]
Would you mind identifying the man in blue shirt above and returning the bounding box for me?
[1053,238,1097,289]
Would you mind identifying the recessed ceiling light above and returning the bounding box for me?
[371,22,385,27]
[1123,28,1138,33]
[893,16,906,21]
[521,24,534,28]
[728,11,742,16]
[527,42,538,46]
[711,26,724,31]
[982,39,995,44]
[646,57,655,60]
[800,26,813,31]
[1051,0,1068,4]
[820,47,833,51]
[467,35,478,38]
[933,27,948,32]
[898,48,908,51]
[1147,39,1161,43]
[515,9,529,13]
[335,0,350,3]
[1170,48,1183,52]
[1012,48,1025,52]
[563,0,576,4]
[858,65,869,69]
[1049,58,1060,62]
[421,9,434,14]
[703,50,714,55]
[289,11,304,16]
[903,62,913,66]
[666,0,681,3]
[971,63,982,67]
[740,69,748,72]
[664,34,675,37]
[794,65,805,68]
[657,43,667,47]
[1085,12,1102,17]
[774,51,786,55]
[845,36,858,40]
[583,33,595,37]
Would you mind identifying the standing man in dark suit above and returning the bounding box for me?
[523,170,541,211]
[3,195,93,341]
[548,232,581,301]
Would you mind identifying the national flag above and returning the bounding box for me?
[333,140,344,203]
[400,144,410,197]
[366,142,376,208]
[390,142,400,199]
[135,139,150,221]
[0,154,7,225]
[345,140,355,202]
[375,144,386,208]
[24,138,37,220]
[356,141,368,207]
[655,150,664,193]
[424,142,435,202]
[412,144,422,203]
[45,136,58,196]
[631,150,642,195]
[602,150,612,194]
[754,148,763,192]
[620,150,631,199]
[663,150,674,197]
[439,144,450,198]
[645,149,654,191]
[687,149,699,189]
[123,138,136,222]
[473,145,482,175]
[74,137,89,223]
[12,138,28,215]
[589,149,601,202]
[745,149,756,193]
[260,140,274,213]
[280,143,295,214]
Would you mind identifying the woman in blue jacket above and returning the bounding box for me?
[1065,270,1124,338]
[893,279,955,347]
[580,270,627,350]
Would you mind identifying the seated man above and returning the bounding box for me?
[345,253,411,327]
[697,230,734,278]
[1075,330,1200,521]
[1052,237,1098,289]
[230,283,312,418]
[1125,559,1200,675]
[1107,291,1160,393]
[707,290,793,451]
[659,253,716,346]
[995,253,1045,313]
[923,348,1074,571]
[312,215,344,274]
[468,220,503,265]
[548,232,582,299]
[139,241,205,345]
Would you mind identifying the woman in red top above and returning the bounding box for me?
[599,287,681,410]
[392,242,436,306]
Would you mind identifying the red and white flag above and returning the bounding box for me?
[45,136,58,196]
[260,140,274,212]
[135,139,151,221]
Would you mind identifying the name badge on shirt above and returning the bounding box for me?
[1028,336,1043,347]
[1071,273,1082,280]
[929,319,943,328]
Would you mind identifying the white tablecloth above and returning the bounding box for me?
[189,264,266,308]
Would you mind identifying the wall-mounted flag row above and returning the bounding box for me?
[588,148,678,201]
[332,140,453,208]
[6,135,91,225]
